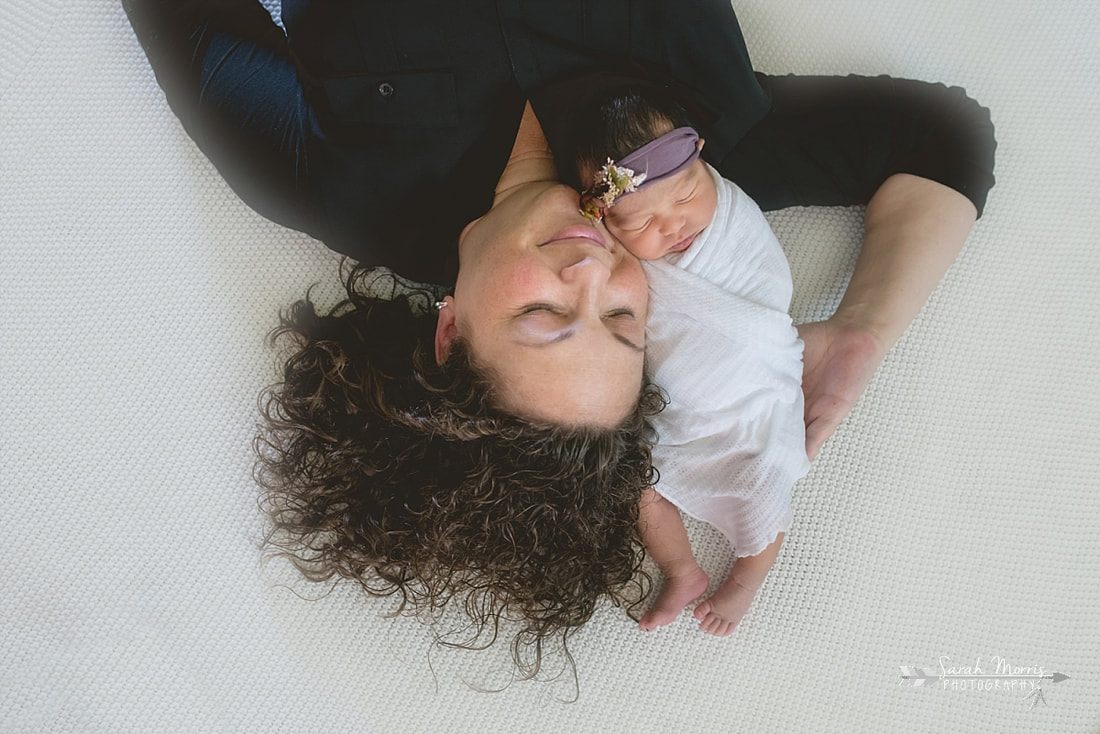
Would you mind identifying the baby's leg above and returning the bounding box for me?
[694,534,784,636]
[637,488,709,630]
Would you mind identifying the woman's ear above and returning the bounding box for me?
[434,296,458,365]
[697,137,706,152]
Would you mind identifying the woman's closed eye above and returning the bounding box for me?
[518,303,563,316]
[518,304,636,319]
[512,304,643,351]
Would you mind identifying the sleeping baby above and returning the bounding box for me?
[577,93,810,636]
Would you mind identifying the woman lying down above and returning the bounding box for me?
[261,86,805,657]
[126,0,993,676]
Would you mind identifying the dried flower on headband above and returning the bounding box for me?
[579,127,702,222]
[579,159,647,222]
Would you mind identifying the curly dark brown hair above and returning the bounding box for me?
[255,266,666,678]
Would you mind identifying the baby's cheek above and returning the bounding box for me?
[621,234,663,261]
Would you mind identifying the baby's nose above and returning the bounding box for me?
[659,214,683,235]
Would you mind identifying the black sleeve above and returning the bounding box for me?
[122,0,324,237]
[716,73,996,217]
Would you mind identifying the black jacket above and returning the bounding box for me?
[124,0,994,284]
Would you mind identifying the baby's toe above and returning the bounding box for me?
[693,601,710,622]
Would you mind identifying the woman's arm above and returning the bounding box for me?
[123,0,322,236]
[718,74,995,459]
[799,174,978,459]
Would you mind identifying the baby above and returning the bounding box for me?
[578,98,810,636]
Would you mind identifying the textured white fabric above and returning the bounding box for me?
[644,165,809,557]
[3,1,1099,732]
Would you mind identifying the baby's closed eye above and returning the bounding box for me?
[616,217,651,232]
[676,184,699,205]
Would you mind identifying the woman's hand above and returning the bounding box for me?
[797,318,885,461]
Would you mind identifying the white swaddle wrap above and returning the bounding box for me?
[642,164,810,557]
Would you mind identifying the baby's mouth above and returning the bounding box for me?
[668,231,699,253]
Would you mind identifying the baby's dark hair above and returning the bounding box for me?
[255,265,665,678]
[574,87,696,187]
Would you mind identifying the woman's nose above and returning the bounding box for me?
[560,255,611,284]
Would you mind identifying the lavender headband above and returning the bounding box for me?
[580,126,701,222]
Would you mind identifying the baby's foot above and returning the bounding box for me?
[692,578,759,637]
[639,565,709,630]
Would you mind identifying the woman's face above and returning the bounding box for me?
[443,181,649,427]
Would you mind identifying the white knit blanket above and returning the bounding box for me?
[3,1,1098,731]
[645,165,808,557]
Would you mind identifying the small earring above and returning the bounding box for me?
[434,300,448,311]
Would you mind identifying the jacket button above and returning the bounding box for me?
[377,82,395,98]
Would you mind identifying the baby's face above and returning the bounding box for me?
[603,159,718,260]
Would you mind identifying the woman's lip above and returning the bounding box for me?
[668,231,699,253]
[541,225,607,248]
